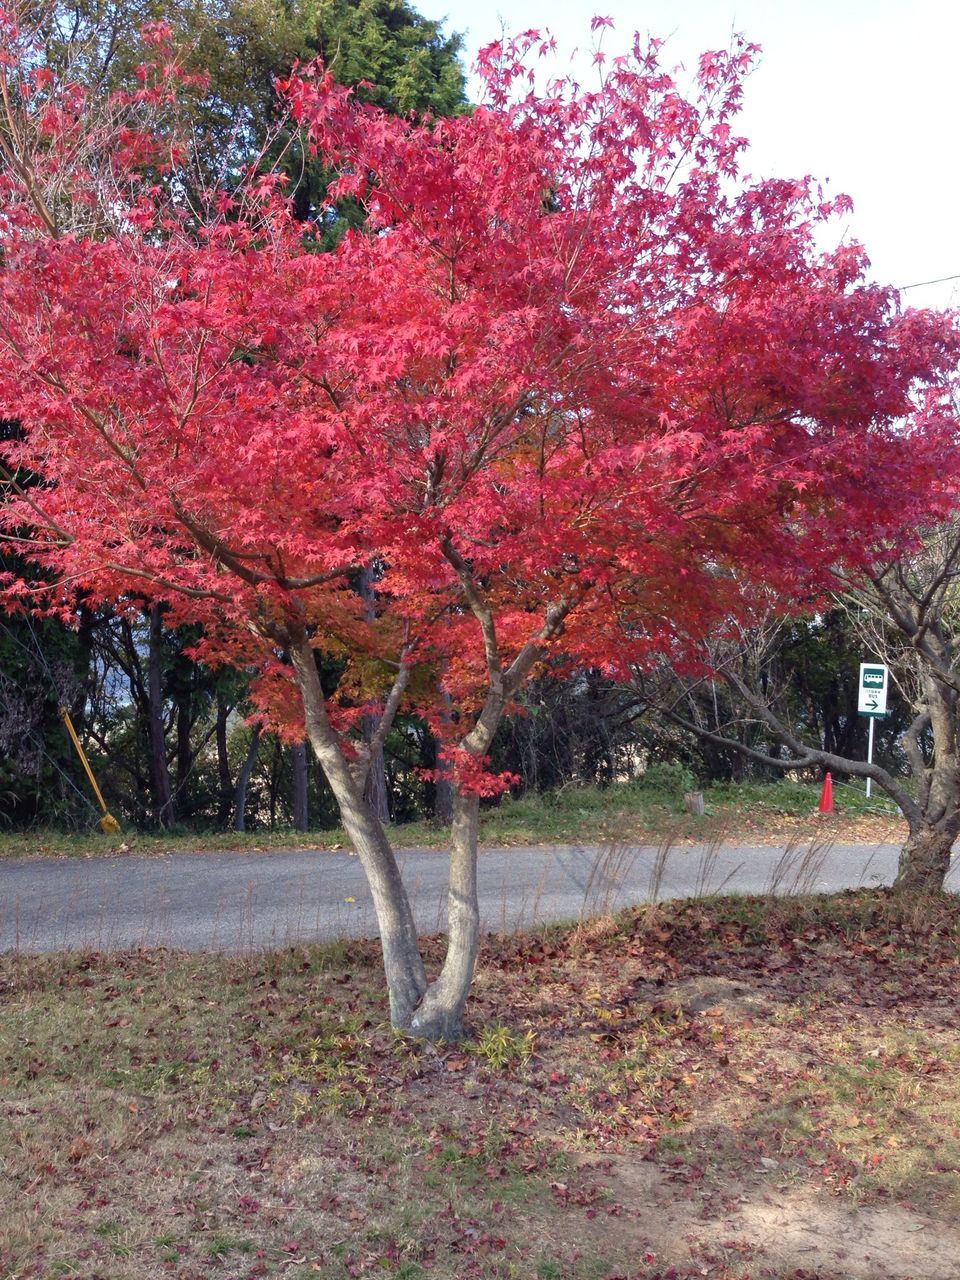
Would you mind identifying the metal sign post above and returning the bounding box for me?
[857,663,889,798]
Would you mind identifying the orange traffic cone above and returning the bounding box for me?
[818,772,834,814]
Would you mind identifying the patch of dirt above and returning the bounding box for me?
[664,974,775,1020]
[665,811,909,849]
[577,1154,960,1279]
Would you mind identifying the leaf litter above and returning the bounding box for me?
[1,888,959,1278]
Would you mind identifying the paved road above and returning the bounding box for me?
[1,839,946,954]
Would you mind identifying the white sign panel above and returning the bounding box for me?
[858,663,888,717]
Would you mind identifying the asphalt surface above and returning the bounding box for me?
[0,838,945,954]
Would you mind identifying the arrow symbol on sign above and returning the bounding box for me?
[866,695,879,710]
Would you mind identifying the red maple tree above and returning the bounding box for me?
[1,16,957,1035]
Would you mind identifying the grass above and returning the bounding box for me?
[0,776,904,860]
[1,888,959,1278]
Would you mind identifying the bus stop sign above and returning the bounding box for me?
[858,663,888,717]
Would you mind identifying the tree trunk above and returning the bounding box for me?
[291,741,309,831]
[359,566,391,823]
[431,686,456,823]
[409,789,481,1040]
[268,735,282,827]
[215,695,232,828]
[434,770,455,825]
[894,674,960,892]
[232,724,262,832]
[362,720,390,823]
[894,821,957,892]
[174,696,193,815]
[147,605,175,829]
[290,635,427,1028]
[407,671,508,1037]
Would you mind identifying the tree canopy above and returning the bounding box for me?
[1,16,957,1033]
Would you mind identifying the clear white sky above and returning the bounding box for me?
[419,0,960,311]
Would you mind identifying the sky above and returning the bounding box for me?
[419,0,960,311]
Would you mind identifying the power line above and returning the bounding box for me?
[26,729,100,814]
[897,272,960,292]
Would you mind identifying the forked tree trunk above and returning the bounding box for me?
[290,623,531,1039]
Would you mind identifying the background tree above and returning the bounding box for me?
[37,0,466,216]
[649,531,960,892]
[837,524,960,887]
[651,611,912,784]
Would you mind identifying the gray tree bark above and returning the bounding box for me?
[410,788,481,1039]
[289,634,427,1028]
[895,822,958,892]
[893,673,960,890]
[232,724,262,833]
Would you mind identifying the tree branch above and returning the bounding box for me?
[660,674,922,826]
[440,536,500,684]
[351,659,412,789]
[503,597,573,697]
[902,709,932,811]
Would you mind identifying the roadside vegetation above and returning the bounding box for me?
[2,889,958,1279]
[0,777,902,860]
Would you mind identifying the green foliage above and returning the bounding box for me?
[641,761,697,797]
[287,0,469,237]
[205,1234,253,1259]
[706,777,897,817]
[776,611,910,770]
[42,0,467,232]
[537,1263,562,1280]
[0,614,93,828]
[311,0,466,116]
